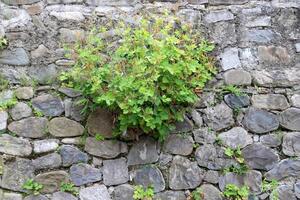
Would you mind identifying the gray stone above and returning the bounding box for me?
[24,194,49,200]
[8,117,48,138]
[1,158,34,192]
[1,0,41,5]
[50,11,85,22]
[47,0,83,4]
[251,94,290,111]
[204,170,219,184]
[224,94,250,109]
[209,22,236,48]
[29,64,58,85]
[15,87,34,100]
[191,110,203,127]
[0,134,32,156]
[277,184,297,200]
[59,28,85,43]
[224,69,252,86]
[33,139,59,154]
[79,184,111,200]
[33,153,62,170]
[203,103,234,131]
[220,48,241,71]
[61,137,81,145]
[9,102,32,121]
[219,170,262,194]
[204,10,234,23]
[260,134,282,147]
[0,111,8,131]
[2,193,23,200]
[282,132,300,156]
[1,7,31,29]
[103,158,128,186]
[193,128,216,144]
[199,184,222,200]
[245,16,271,27]
[133,166,165,193]
[272,0,300,8]
[60,145,88,167]
[218,127,252,149]
[85,137,127,159]
[86,108,114,138]
[295,43,300,53]
[291,94,300,108]
[31,45,49,59]
[0,48,30,66]
[258,46,291,64]
[242,143,279,170]
[209,0,248,5]
[169,156,203,190]
[0,90,14,107]
[158,153,173,166]
[173,116,194,133]
[295,182,300,198]
[113,184,134,200]
[52,191,77,200]
[242,107,279,134]
[265,159,300,181]
[70,163,102,186]
[58,87,81,98]
[86,0,132,6]
[163,134,194,156]
[127,137,159,166]
[280,108,300,131]
[35,171,69,193]
[243,29,276,43]
[32,94,64,117]
[154,191,186,200]
[49,117,84,137]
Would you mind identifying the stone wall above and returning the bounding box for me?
[0,0,300,199]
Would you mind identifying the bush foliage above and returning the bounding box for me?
[61,14,215,140]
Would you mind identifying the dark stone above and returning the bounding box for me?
[224,94,250,109]
[280,108,300,131]
[103,158,129,186]
[35,171,69,193]
[31,94,64,117]
[265,159,300,181]
[163,134,194,156]
[113,184,134,200]
[70,163,102,186]
[60,145,89,167]
[0,48,30,65]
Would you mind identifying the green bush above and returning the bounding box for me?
[61,14,215,140]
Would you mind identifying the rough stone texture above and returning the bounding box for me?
[260,134,282,147]
[32,94,64,117]
[242,143,279,170]
[172,116,194,133]
[103,158,129,186]
[8,117,48,138]
[52,192,77,200]
[204,10,234,23]
[282,132,300,156]
[58,87,81,98]
[24,194,49,200]
[154,191,186,200]
[133,165,165,193]
[33,139,59,154]
[291,94,300,108]
[29,64,58,85]
[9,102,32,120]
[279,108,300,131]
[199,184,222,200]
[0,48,30,66]
[35,171,69,193]
[193,127,216,144]
[127,137,159,166]
[223,69,252,86]
[2,0,41,5]
[49,117,84,137]
[220,48,241,71]
[218,127,252,148]
[258,46,291,64]
[0,134,32,156]
[251,94,290,111]
[113,184,134,200]
[163,134,194,156]
[224,94,250,109]
[242,107,279,134]
[169,156,203,190]
[60,145,89,166]
[0,111,8,131]
[15,87,34,100]
[33,153,62,170]
[70,163,102,186]
[79,185,111,200]
[2,193,23,200]
[265,159,300,181]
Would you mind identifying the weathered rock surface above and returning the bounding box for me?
[33,153,62,170]
[0,111,8,131]
[163,134,194,156]
[79,184,111,200]
[103,158,129,186]
[9,102,32,120]
[15,87,34,100]
[224,94,250,109]
[154,191,186,200]
[265,159,300,181]
[220,48,241,71]
[70,163,102,186]
[193,127,216,144]
[251,94,290,110]
[35,171,69,193]
[260,134,282,147]
[223,69,252,86]
[32,94,64,117]
[291,94,300,108]
[52,191,77,200]
[60,145,89,166]
[0,134,32,156]
[199,184,222,200]
[49,117,84,137]
[33,139,59,154]
[0,48,30,66]
[280,108,300,131]
[282,132,300,156]
[113,184,134,200]
[218,127,252,148]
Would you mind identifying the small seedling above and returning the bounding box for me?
[60,182,79,196]
[224,147,244,164]
[0,93,17,111]
[95,133,105,141]
[262,179,279,200]
[22,179,43,195]
[0,75,9,91]
[222,85,243,96]
[223,164,249,175]
[133,185,154,200]
[0,37,8,50]
[223,184,249,200]
[33,109,44,117]
[191,188,203,200]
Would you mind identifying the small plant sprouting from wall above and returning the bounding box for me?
[223,184,249,200]
[133,185,154,200]
[60,13,215,141]
[0,37,8,50]
[22,179,43,195]
[60,182,79,196]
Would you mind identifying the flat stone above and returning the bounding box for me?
[242,143,279,170]
[163,134,194,156]
[277,184,297,200]
[52,191,77,200]
[154,191,186,200]
[33,153,62,170]
[260,134,282,147]
[243,29,276,43]
[272,0,300,8]
[8,117,48,138]
[103,158,128,186]
[1,0,41,5]
[29,64,58,85]
[133,166,165,193]
[113,184,134,200]
[204,10,234,23]
[218,127,252,149]
[79,184,111,200]
[86,108,114,138]
[60,145,88,167]
[0,90,14,107]
[224,69,252,86]
[169,156,203,190]
[31,45,49,59]
[252,68,300,87]
[2,192,23,200]
[15,87,34,100]
[280,108,300,131]
[58,87,81,98]
[220,48,241,71]
[0,134,32,156]
[295,43,300,53]
[282,132,300,156]
[265,159,300,181]
[291,94,300,108]
[33,139,59,154]
[127,137,159,166]
[193,127,216,144]
[242,107,279,134]
[1,7,31,29]
[251,94,290,111]
[209,0,248,5]
[84,138,127,159]
[204,170,219,184]
[245,16,271,27]
[31,94,64,117]
[35,171,69,193]
[9,102,32,120]
[61,137,81,145]
[209,22,236,48]
[64,98,85,122]
[173,116,194,133]
[295,182,300,198]
[0,48,30,66]
[198,184,222,200]
[190,110,203,127]
[203,103,234,131]
[0,111,8,131]
[1,158,34,192]
[48,0,83,3]
[70,163,102,186]
[50,11,85,21]
[86,0,132,6]
[49,117,84,137]
[59,28,85,43]
[258,46,291,64]
[24,194,49,200]
[224,94,250,109]
[219,170,262,194]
